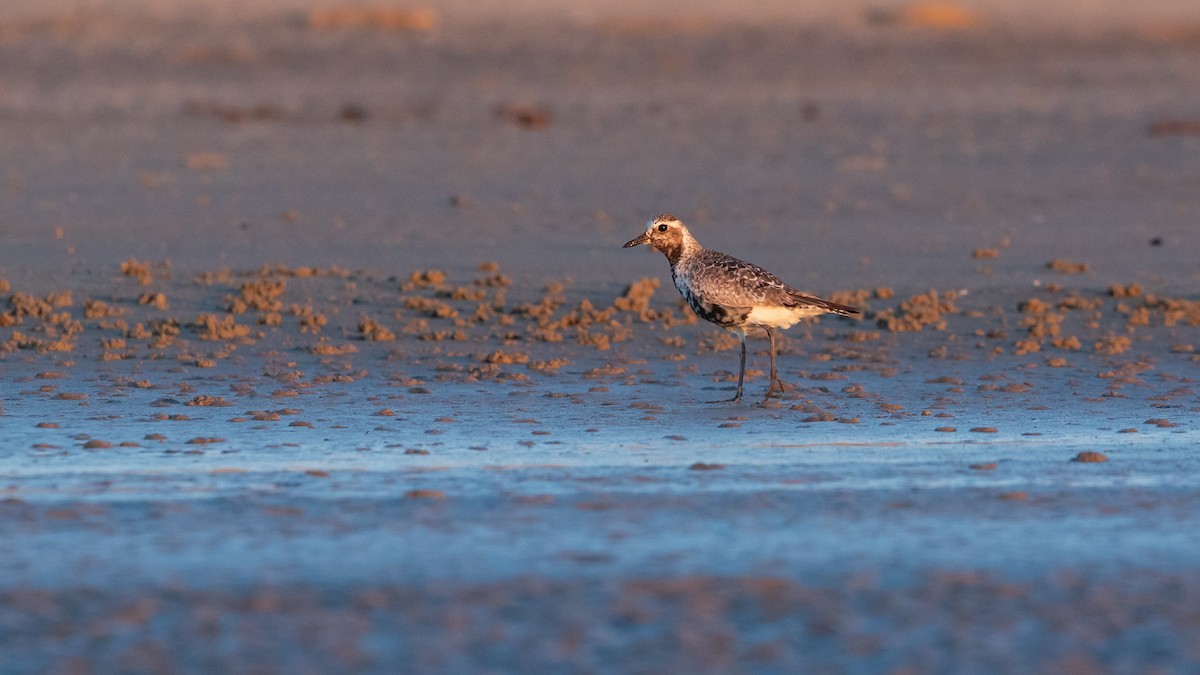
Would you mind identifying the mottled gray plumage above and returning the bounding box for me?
[624,214,860,403]
[677,248,857,318]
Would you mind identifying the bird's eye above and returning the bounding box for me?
[657,223,668,232]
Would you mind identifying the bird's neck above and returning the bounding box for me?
[662,242,684,267]
[663,231,701,267]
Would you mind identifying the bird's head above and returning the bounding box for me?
[623,214,689,263]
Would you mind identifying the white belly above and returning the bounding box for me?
[745,305,823,329]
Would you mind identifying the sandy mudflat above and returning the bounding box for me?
[2,0,1200,672]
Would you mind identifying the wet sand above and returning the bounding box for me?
[3,1,1200,671]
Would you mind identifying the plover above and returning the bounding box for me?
[624,214,860,403]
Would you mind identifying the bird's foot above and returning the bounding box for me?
[761,377,790,402]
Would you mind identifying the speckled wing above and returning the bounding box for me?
[684,251,786,306]
[687,250,859,316]
[681,251,840,312]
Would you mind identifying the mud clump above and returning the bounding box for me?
[358,317,396,341]
[1093,335,1132,355]
[7,291,70,321]
[84,300,124,319]
[875,290,959,332]
[1150,296,1200,327]
[1014,297,1070,353]
[401,270,447,291]
[403,296,458,319]
[1052,336,1082,351]
[120,258,163,285]
[227,279,286,315]
[193,314,253,342]
[612,278,660,315]
[310,340,357,356]
[484,350,530,365]
[528,358,571,373]
[289,303,328,333]
[4,330,77,353]
[1108,283,1143,298]
[1046,259,1089,275]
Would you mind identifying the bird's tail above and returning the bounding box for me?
[790,292,862,317]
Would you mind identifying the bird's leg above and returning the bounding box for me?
[762,327,787,401]
[735,334,746,402]
[710,334,746,403]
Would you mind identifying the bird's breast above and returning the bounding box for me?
[672,269,749,329]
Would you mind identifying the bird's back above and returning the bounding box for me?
[676,248,850,314]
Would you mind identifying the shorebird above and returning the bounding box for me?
[624,214,860,403]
